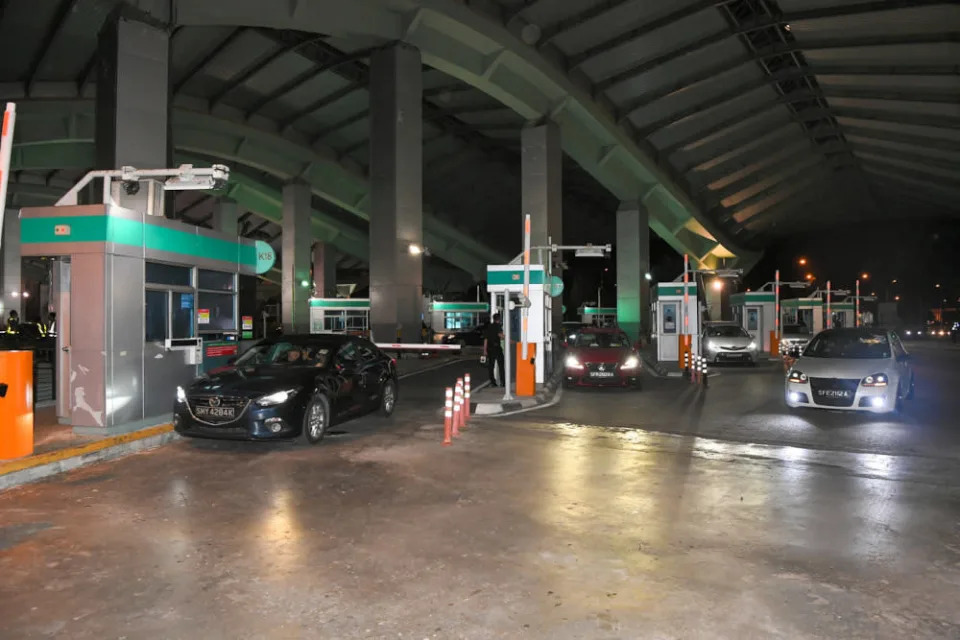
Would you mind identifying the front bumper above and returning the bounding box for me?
[173,399,306,440]
[705,349,757,364]
[784,382,893,413]
[564,368,641,387]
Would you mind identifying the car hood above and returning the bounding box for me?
[189,364,324,397]
[570,347,631,364]
[792,357,892,379]
[705,336,754,348]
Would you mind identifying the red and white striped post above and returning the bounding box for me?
[463,374,471,424]
[826,280,832,329]
[0,103,18,255]
[454,377,464,435]
[443,387,453,446]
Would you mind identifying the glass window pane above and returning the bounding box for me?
[197,292,236,331]
[145,290,168,342]
[146,261,191,287]
[172,292,195,339]
[198,269,235,291]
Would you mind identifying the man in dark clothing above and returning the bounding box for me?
[483,314,505,387]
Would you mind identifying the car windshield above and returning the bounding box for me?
[574,332,630,348]
[706,325,749,338]
[236,341,334,367]
[783,324,809,335]
[804,331,890,359]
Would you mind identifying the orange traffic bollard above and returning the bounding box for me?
[0,350,34,460]
[453,394,462,438]
[443,387,453,446]
[455,378,464,431]
[463,374,471,424]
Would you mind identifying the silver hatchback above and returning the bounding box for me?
[702,322,759,364]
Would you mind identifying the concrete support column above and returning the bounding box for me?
[281,181,311,333]
[369,44,423,343]
[616,201,650,342]
[521,122,563,331]
[312,243,337,299]
[0,211,22,319]
[211,198,239,237]
[95,10,170,211]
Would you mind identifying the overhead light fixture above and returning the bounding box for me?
[300,279,310,288]
[712,279,724,291]
[644,273,653,281]
[21,291,29,298]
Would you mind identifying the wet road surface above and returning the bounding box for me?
[2,352,960,638]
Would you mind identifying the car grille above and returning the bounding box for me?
[585,362,617,373]
[720,346,746,351]
[187,395,249,424]
[809,378,859,407]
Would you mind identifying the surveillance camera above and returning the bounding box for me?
[122,180,140,196]
[212,178,227,191]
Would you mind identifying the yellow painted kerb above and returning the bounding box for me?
[0,424,174,476]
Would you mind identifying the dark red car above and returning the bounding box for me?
[563,327,642,389]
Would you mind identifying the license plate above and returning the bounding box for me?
[590,371,615,378]
[818,390,849,398]
[195,406,236,419]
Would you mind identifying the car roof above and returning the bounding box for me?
[260,333,355,346]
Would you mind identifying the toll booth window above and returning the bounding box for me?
[145,290,168,342]
[146,262,192,287]
[171,293,195,339]
[197,292,236,332]
[198,269,235,292]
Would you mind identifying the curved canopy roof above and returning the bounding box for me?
[1,0,956,278]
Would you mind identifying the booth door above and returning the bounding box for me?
[745,306,763,342]
[658,302,680,361]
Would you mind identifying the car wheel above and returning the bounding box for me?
[302,395,330,445]
[379,379,397,418]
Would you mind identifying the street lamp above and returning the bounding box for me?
[798,257,807,266]
[861,272,869,280]
[805,273,815,281]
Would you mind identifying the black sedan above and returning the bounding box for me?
[174,334,398,443]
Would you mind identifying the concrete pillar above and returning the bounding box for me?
[521,122,563,332]
[369,44,423,343]
[0,211,21,320]
[95,10,170,211]
[312,242,336,299]
[211,198,239,237]
[281,181,311,333]
[616,201,650,342]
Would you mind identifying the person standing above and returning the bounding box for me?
[484,314,505,387]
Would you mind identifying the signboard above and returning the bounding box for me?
[198,309,210,324]
[205,343,238,358]
[241,315,253,339]
[546,275,564,297]
[255,240,276,275]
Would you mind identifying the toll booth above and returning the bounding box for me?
[308,298,370,335]
[828,300,856,329]
[486,264,547,384]
[730,291,776,351]
[427,301,489,333]
[579,306,617,327]
[781,297,824,335]
[653,280,700,363]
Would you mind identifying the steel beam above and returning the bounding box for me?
[208,32,316,108]
[173,27,245,94]
[24,0,79,95]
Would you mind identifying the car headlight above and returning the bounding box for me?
[788,370,807,384]
[565,355,583,370]
[705,340,718,352]
[905,330,912,336]
[176,386,187,403]
[748,341,757,350]
[862,373,888,388]
[255,387,300,406]
[621,355,639,370]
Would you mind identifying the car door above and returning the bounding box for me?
[354,340,383,409]
[890,331,912,391]
[332,341,364,417]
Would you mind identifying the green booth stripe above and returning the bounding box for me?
[431,302,489,311]
[582,307,617,314]
[309,298,370,308]
[21,215,256,268]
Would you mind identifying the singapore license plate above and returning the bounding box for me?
[818,390,849,398]
[195,406,235,419]
[590,371,615,378]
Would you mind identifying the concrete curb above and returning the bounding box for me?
[0,424,178,491]
[640,353,672,378]
[471,367,563,417]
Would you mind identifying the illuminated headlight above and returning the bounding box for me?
[871,396,886,408]
[565,355,584,370]
[176,386,187,403]
[705,340,718,352]
[862,373,888,388]
[788,370,807,384]
[621,356,640,370]
[905,330,912,336]
[748,341,757,350]
[788,392,801,403]
[255,388,300,406]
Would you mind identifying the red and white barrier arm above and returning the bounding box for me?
[0,103,17,254]
[375,343,462,352]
